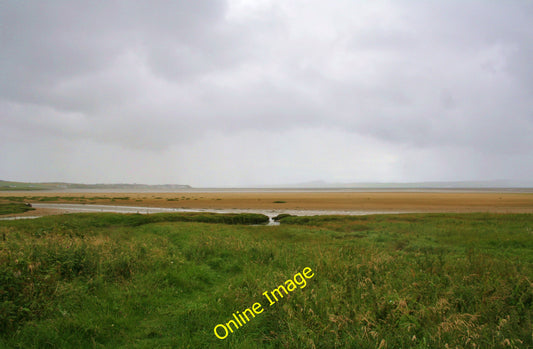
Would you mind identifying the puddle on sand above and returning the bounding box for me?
[0,216,42,221]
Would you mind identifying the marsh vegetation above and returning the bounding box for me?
[0,212,531,348]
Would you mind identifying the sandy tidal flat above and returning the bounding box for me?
[2,191,533,216]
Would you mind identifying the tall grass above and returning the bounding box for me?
[0,213,531,348]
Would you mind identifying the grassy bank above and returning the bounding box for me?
[0,203,35,216]
[0,213,531,348]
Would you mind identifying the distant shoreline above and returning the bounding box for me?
[1,187,532,194]
[2,180,533,193]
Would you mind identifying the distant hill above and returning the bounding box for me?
[258,180,533,189]
[0,180,191,191]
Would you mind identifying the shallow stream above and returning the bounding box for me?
[1,203,410,224]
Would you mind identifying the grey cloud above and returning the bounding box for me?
[1,0,532,185]
[1,0,231,101]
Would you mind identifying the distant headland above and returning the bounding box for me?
[0,180,191,191]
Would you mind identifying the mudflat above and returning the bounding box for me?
[2,191,533,214]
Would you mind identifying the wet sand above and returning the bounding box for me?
[1,191,533,217]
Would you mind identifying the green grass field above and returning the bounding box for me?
[0,212,531,348]
[0,203,35,216]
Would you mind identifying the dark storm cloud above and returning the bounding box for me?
[1,0,532,185]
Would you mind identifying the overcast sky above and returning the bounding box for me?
[1,0,532,187]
